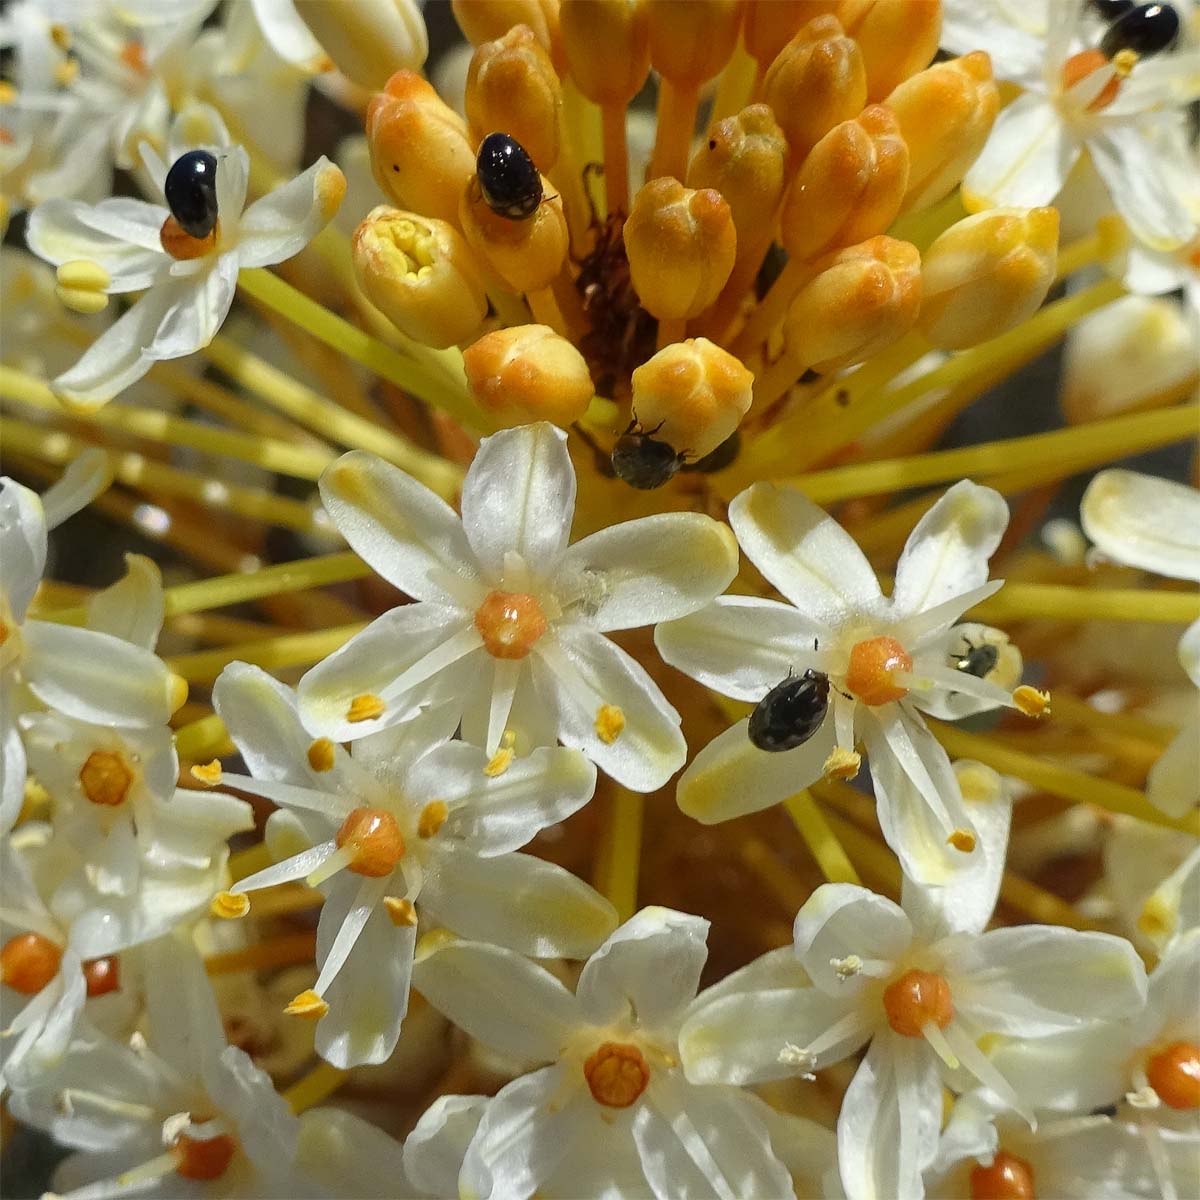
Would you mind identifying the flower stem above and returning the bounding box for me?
[166,621,368,684]
[204,931,317,976]
[782,791,861,885]
[601,100,630,215]
[595,788,644,922]
[968,582,1199,625]
[283,1061,349,1115]
[174,713,233,761]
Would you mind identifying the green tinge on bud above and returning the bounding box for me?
[297,0,428,92]
[918,207,1059,350]
[352,207,488,349]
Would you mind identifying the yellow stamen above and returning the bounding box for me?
[190,760,223,787]
[282,1061,347,1114]
[307,738,336,772]
[1012,685,1051,718]
[205,932,317,977]
[383,896,418,926]
[947,829,976,853]
[484,730,516,777]
[210,891,250,920]
[284,989,329,1019]
[346,694,385,723]
[822,747,861,781]
[594,788,644,923]
[417,801,448,839]
[595,704,626,745]
[166,622,368,685]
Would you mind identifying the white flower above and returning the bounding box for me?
[212,661,613,1068]
[656,479,1021,885]
[943,0,1200,250]
[1,455,181,833]
[408,907,799,1200]
[6,931,414,1199]
[25,104,345,408]
[1081,469,1200,817]
[297,422,739,792]
[678,882,1147,1200]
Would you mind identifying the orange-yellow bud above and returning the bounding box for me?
[918,207,1059,350]
[743,1,823,69]
[624,178,736,320]
[560,0,651,106]
[630,337,753,459]
[367,71,476,228]
[296,0,427,92]
[779,104,909,261]
[838,0,942,101]
[452,0,563,70]
[466,25,562,172]
[762,15,867,164]
[645,0,742,86]
[459,174,569,292]
[887,51,999,215]
[352,207,489,349]
[783,235,922,372]
[464,324,595,426]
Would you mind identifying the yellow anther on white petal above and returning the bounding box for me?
[418,800,448,838]
[55,285,109,315]
[947,829,976,853]
[50,23,72,49]
[822,747,861,781]
[190,760,223,787]
[284,989,329,1019]
[595,704,626,745]
[484,730,516,777]
[211,891,250,919]
[346,693,386,723]
[307,738,336,772]
[384,896,418,926]
[57,260,111,293]
[1013,686,1051,718]
[54,59,79,86]
[0,82,16,104]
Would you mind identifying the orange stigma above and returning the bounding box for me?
[474,590,547,659]
[335,807,405,876]
[1061,49,1120,111]
[1146,1041,1200,1110]
[845,636,912,705]
[172,1130,237,1180]
[83,955,120,998]
[0,932,63,995]
[160,215,218,261]
[882,969,953,1038]
[584,1041,650,1108]
[79,749,133,806]
[970,1150,1036,1199]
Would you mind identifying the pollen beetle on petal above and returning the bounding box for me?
[1099,3,1180,58]
[954,640,1000,680]
[611,425,685,490]
[164,150,219,239]
[476,132,543,220]
[748,669,831,753]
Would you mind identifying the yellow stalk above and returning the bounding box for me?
[204,930,317,976]
[1048,692,1175,748]
[202,335,463,501]
[820,811,901,897]
[248,884,324,920]
[969,582,1199,625]
[782,791,861,885]
[649,77,699,183]
[229,842,274,882]
[595,788,644,923]
[283,1061,349,1115]
[708,35,758,126]
[738,836,809,912]
[174,713,233,761]
[166,621,369,684]
[600,100,630,216]
[0,417,319,531]
[0,365,334,481]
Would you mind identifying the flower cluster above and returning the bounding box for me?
[2,1,1198,1199]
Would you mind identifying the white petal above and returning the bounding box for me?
[317,450,478,604]
[40,449,112,531]
[536,625,686,793]
[962,92,1080,210]
[248,0,325,67]
[404,1094,487,1198]
[1142,928,1200,1038]
[1080,469,1200,582]
[204,1045,299,1174]
[297,1106,411,1198]
[1,716,25,836]
[559,513,738,632]
[938,3,1045,77]
[0,477,47,618]
[412,937,581,1061]
[22,621,175,727]
[728,483,882,626]
[690,944,810,1009]
[142,933,227,1083]
[890,482,1008,622]
[1147,718,1200,819]
[675,715,834,824]
[421,846,617,959]
[793,883,912,997]
[745,1094,842,1200]
[460,423,577,583]
[954,926,1148,1036]
[654,595,827,702]
[238,157,346,268]
[988,1024,1130,1114]
[86,555,163,649]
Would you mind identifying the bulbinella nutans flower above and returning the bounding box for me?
[1,2,1198,1198]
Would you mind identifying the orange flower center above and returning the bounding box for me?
[79,749,133,807]
[83,955,120,998]
[845,636,912,705]
[474,590,547,659]
[1146,1040,1200,1110]
[882,968,953,1038]
[1061,49,1120,111]
[160,215,218,261]
[583,1041,650,1108]
[970,1150,1036,1200]
[335,806,405,876]
[0,932,63,995]
[172,1129,237,1180]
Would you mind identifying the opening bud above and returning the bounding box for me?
[918,207,1059,350]
[353,207,488,349]
[838,0,942,101]
[296,0,427,93]
[624,178,736,320]
[464,324,595,426]
[561,0,651,107]
[367,71,476,228]
[630,337,752,459]
[459,172,568,293]
[645,0,742,87]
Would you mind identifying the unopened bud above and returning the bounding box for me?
[630,338,753,459]
[464,324,595,426]
[783,236,922,372]
[296,0,427,92]
[780,104,909,261]
[762,15,867,164]
[624,178,736,320]
[838,0,942,101]
[353,207,488,348]
[459,174,569,292]
[367,71,476,227]
[646,0,742,86]
[560,0,651,106]
[452,0,563,70]
[742,0,821,70]
[466,25,562,171]
[918,207,1058,350]
[888,51,999,215]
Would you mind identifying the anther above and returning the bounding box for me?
[823,747,861,781]
[189,760,222,786]
[1145,1041,1200,1110]
[583,1041,650,1108]
[83,956,120,998]
[210,891,250,919]
[78,749,133,807]
[969,1150,1036,1200]
[595,704,626,745]
[335,806,405,876]
[1012,686,1051,718]
[307,738,336,771]
[845,636,913,706]
[0,932,63,994]
[417,800,448,838]
[947,829,976,853]
[384,896,418,926]
[882,969,953,1038]
[346,693,386,723]
[484,730,516,776]
[171,1130,237,1180]
[474,590,547,659]
[284,989,329,1019]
